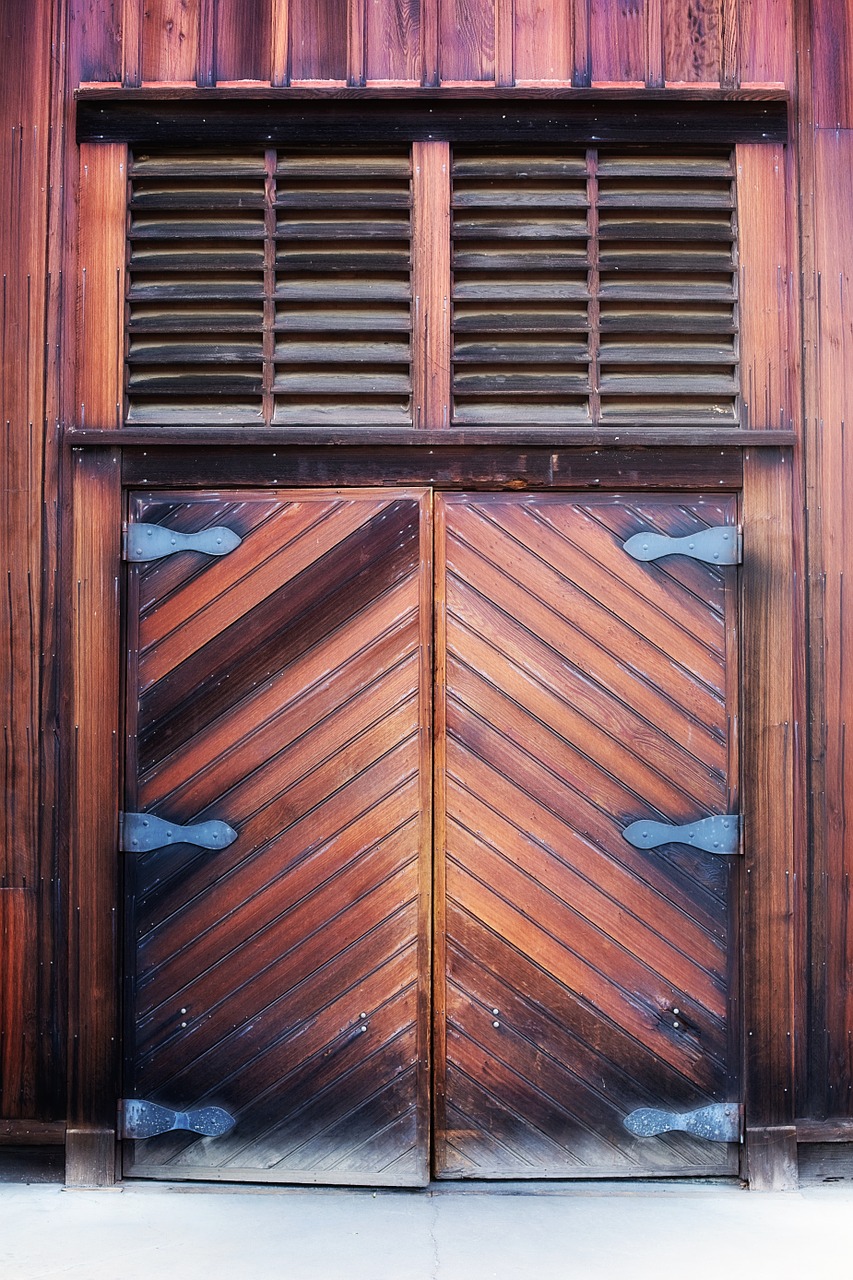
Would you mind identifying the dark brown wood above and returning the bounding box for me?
[0,1120,67,1145]
[741,446,796,1189]
[434,491,741,1177]
[66,448,122,1186]
[122,490,432,1185]
[115,444,746,490]
[76,95,789,147]
[796,1118,853,1144]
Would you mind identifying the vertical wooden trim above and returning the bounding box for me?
[431,493,450,1174]
[415,489,434,1185]
[198,0,218,86]
[645,0,663,86]
[422,0,440,85]
[348,0,366,85]
[122,0,143,86]
[263,149,276,427]
[412,141,451,430]
[572,0,590,84]
[742,446,797,1190]
[271,0,291,85]
[66,448,122,1188]
[495,0,514,86]
[586,150,600,427]
[736,143,792,432]
[77,144,127,431]
[721,0,738,87]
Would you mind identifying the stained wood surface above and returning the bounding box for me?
[434,492,740,1177]
[78,144,127,428]
[82,0,795,89]
[123,490,432,1184]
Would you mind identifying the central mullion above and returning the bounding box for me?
[262,147,277,427]
[412,141,451,430]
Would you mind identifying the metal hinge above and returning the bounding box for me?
[120,812,238,853]
[120,1099,236,1140]
[123,522,242,562]
[623,815,741,856]
[624,1103,742,1144]
[623,525,742,565]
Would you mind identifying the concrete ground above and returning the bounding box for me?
[2,1179,853,1279]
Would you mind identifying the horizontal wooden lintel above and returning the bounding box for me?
[66,426,797,448]
[0,1120,67,1145]
[796,1118,853,1144]
[76,94,788,148]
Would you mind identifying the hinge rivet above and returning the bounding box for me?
[493,1021,500,1028]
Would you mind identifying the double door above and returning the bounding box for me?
[122,488,740,1184]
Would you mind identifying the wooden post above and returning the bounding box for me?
[412,141,451,431]
[741,446,798,1190]
[66,448,122,1188]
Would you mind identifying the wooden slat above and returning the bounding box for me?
[67,449,122,1186]
[142,0,199,81]
[72,0,122,80]
[811,0,853,128]
[413,141,450,428]
[439,0,495,81]
[736,143,791,430]
[742,447,797,1189]
[589,0,645,83]
[214,0,272,81]
[514,0,571,83]
[0,890,38,1117]
[739,0,794,87]
[435,492,740,1178]
[364,0,422,81]
[289,0,347,80]
[663,0,723,84]
[77,145,127,429]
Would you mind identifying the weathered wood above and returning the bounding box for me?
[590,0,645,84]
[412,141,450,429]
[0,890,38,1117]
[0,1120,67,1145]
[811,0,853,129]
[77,144,127,429]
[215,0,272,82]
[514,0,571,83]
[796,1118,853,1144]
[142,0,199,82]
[736,143,792,430]
[741,447,796,1188]
[72,0,122,82]
[365,0,421,81]
[289,0,347,80]
[66,448,122,1186]
[739,0,793,87]
[440,0,495,81]
[663,0,723,84]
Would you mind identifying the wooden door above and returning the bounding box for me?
[122,489,433,1185]
[434,492,740,1178]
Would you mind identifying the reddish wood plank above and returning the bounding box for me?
[0,890,38,1117]
[365,0,421,80]
[142,0,200,81]
[289,0,347,79]
[271,0,291,83]
[589,0,645,83]
[736,143,792,430]
[514,0,571,81]
[663,0,722,84]
[72,0,122,81]
[67,448,122,1185]
[738,0,793,87]
[77,144,126,430]
[215,0,272,81]
[412,141,451,429]
[122,0,144,84]
[439,0,495,80]
[812,0,853,128]
[742,447,796,1187]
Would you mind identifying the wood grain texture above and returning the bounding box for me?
[590,0,645,84]
[365,0,421,81]
[736,143,791,430]
[142,0,200,82]
[435,492,740,1178]
[0,890,38,1117]
[77,144,127,430]
[440,0,495,81]
[663,0,722,84]
[514,0,571,82]
[809,129,853,1120]
[412,142,451,428]
[289,0,347,80]
[123,490,432,1185]
[123,0,144,84]
[812,0,853,128]
[739,0,793,87]
[66,449,122,1185]
[741,447,796,1186]
[72,0,122,81]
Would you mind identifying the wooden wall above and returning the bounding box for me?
[5,0,853,1154]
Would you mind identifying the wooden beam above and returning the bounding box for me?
[742,446,797,1190]
[77,144,127,431]
[412,141,451,431]
[66,448,122,1188]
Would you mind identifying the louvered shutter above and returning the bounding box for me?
[127,153,267,424]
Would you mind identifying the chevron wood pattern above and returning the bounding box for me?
[123,490,432,1185]
[434,492,740,1179]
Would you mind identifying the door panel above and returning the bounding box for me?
[123,490,433,1185]
[434,492,740,1178]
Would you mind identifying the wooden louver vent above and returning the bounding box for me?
[126,147,737,432]
[127,151,413,426]
[450,149,739,428]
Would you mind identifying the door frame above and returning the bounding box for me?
[65,439,797,1190]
